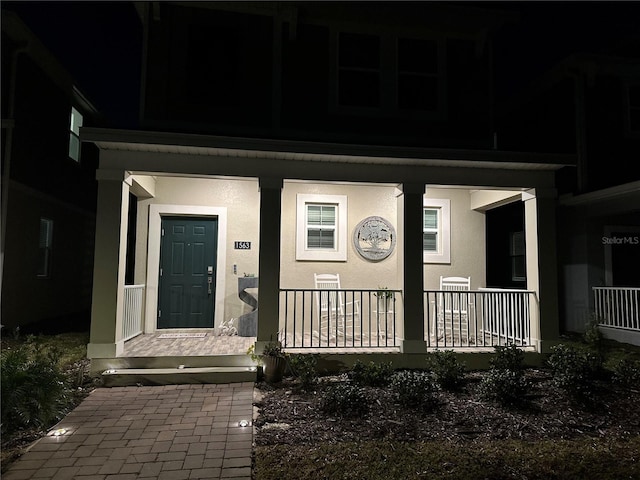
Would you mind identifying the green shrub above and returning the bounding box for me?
[425,349,466,391]
[478,369,530,406]
[319,383,369,417]
[547,344,598,405]
[391,370,438,408]
[349,360,393,387]
[288,354,319,390]
[583,318,607,375]
[489,344,525,371]
[1,337,69,434]
[584,317,605,352]
[610,356,640,389]
[477,345,529,406]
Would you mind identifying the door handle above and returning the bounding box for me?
[208,276,213,295]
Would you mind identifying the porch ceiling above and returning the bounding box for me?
[81,128,574,171]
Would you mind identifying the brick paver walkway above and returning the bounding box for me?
[2,383,255,480]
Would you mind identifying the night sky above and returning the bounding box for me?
[4,1,639,129]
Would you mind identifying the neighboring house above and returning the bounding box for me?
[81,2,576,377]
[497,50,640,345]
[1,10,101,333]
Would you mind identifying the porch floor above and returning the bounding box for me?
[122,331,256,357]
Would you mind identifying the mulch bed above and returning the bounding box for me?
[254,369,640,447]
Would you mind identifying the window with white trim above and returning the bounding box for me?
[69,107,83,162]
[510,230,526,281]
[334,31,442,116]
[38,218,53,278]
[423,198,450,263]
[296,194,347,261]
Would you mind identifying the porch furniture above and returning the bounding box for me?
[435,276,473,340]
[237,276,258,336]
[314,273,360,341]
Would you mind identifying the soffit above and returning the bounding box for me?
[82,128,575,171]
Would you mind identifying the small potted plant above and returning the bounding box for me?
[375,286,394,313]
[248,339,288,383]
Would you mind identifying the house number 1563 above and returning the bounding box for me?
[234,241,251,250]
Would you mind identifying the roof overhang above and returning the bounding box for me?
[81,128,575,172]
[559,181,640,216]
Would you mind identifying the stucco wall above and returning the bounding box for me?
[135,176,261,325]
[133,176,487,330]
[423,187,487,290]
[280,182,400,290]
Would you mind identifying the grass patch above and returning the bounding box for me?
[255,437,640,480]
[1,331,89,370]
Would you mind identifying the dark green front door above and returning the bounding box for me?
[158,217,218,328]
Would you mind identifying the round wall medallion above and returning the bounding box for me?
[353,216,396,262]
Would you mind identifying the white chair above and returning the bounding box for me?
[313,273,360,342]
[435,276,473,340]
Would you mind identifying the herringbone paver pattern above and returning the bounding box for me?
[3,383,255,480]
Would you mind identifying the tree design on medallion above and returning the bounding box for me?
[353,216,396,261]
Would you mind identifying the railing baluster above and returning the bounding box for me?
[592,287,640,334]
[122,285,144,341]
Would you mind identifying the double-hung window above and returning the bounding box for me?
[38,218,54,278]
[423,198,450,264]
[397,37,439,111]
[338,32,381,108]
[296,194,347,261]
[306,204,337,249]
[335,31,442,116]
[510,231,526,282]
[69,107,83,162]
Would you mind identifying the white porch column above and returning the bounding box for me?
[523,188,560,353]
[400,183,428,353]
[256,177,283,350]
[87,170,131,359]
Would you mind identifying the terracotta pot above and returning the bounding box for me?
[263,356,287,383]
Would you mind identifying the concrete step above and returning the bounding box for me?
[101,365,257,387]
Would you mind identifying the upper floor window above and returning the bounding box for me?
[338,32,381,108]
[335,31,442,117]
[397,38,438,111]
[69,107,83,162]
[423,198,450,264]
[296,194,348,261]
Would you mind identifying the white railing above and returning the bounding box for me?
[123,284,145,341]
[280,289,400,348]
[593,287,640,331]
[424,289,533,348]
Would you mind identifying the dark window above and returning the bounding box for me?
[186,24,239,106]
[510,231,526,282]
[38,218,53,278]
[338,32,380,107]
[397,38,438,111]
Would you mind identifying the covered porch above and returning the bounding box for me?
[83,129,569,376]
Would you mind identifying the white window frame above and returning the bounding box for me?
[330,29,445,120]
[37,218,54,278]
[296,194,347,261]
[69,106,83,162]
[423,198,450,264]
[510,230,526,282]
